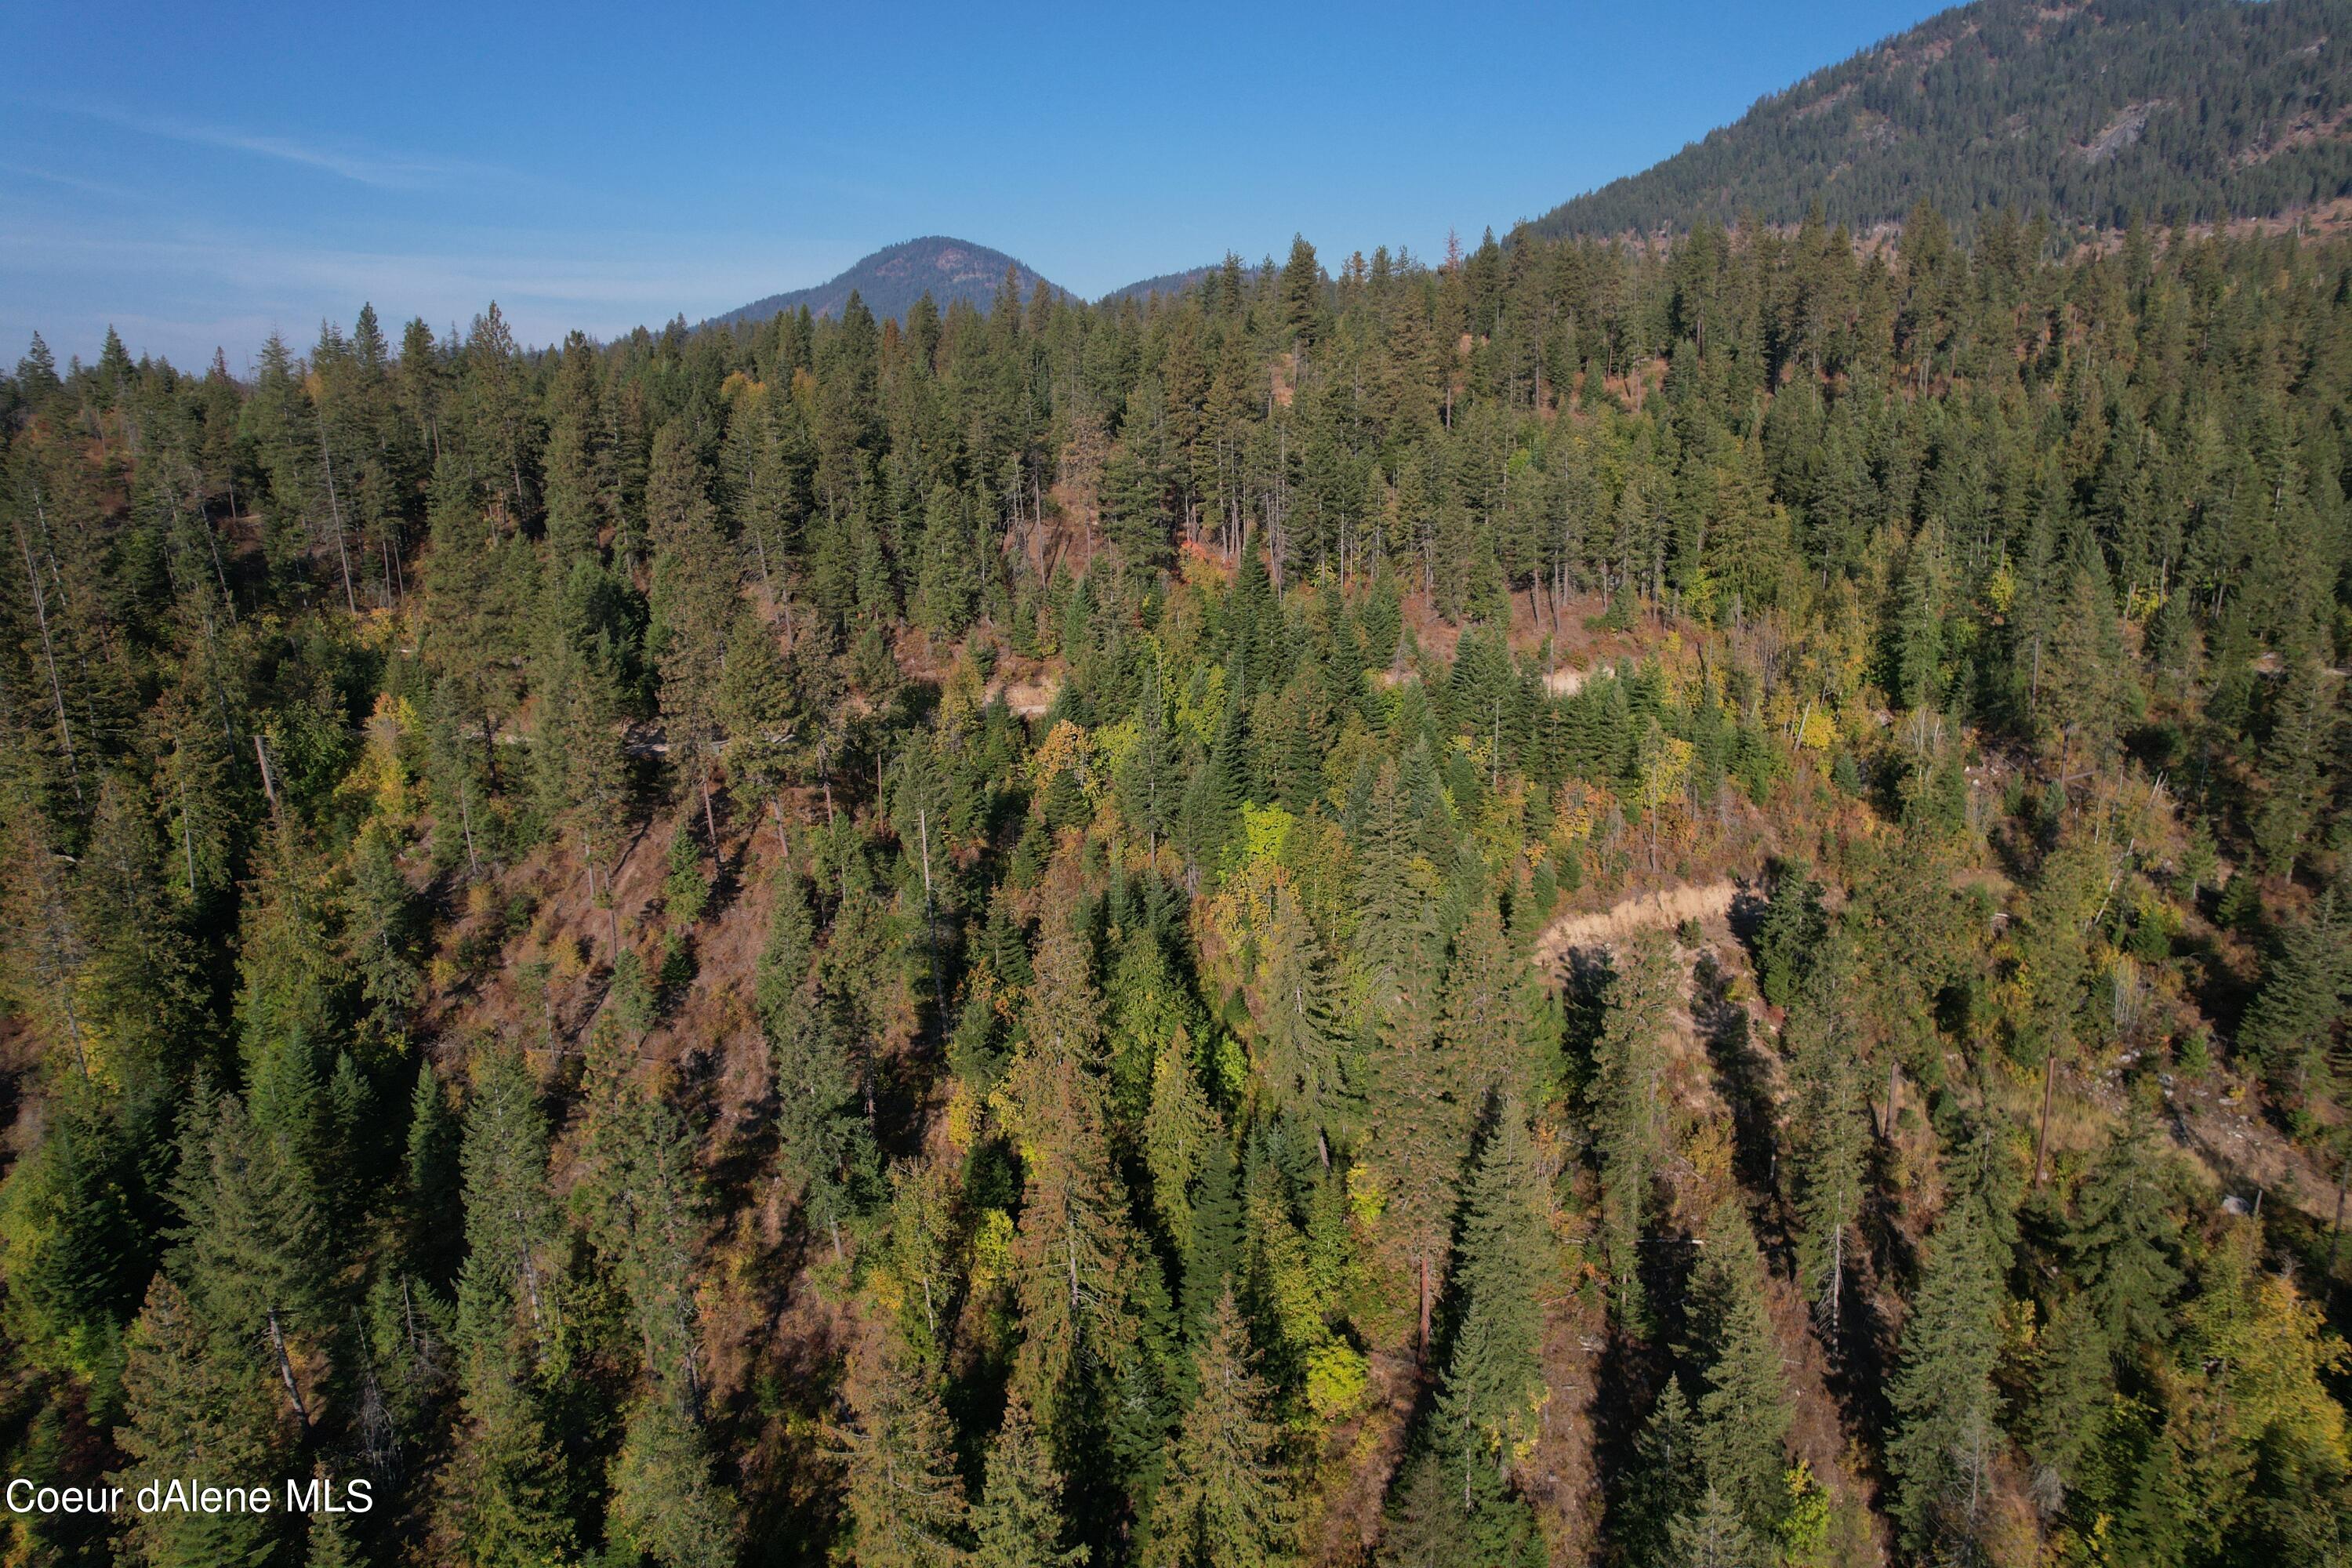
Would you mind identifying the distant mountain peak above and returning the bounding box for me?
[705,236,1063,328]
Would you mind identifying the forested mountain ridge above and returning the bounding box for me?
[5,208,2352,1568]
[1530,0,2352,240]
[1099,263,1221,306]
[704,234,1062,326]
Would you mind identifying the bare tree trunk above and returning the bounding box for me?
[1417,1252,1433,1362]
[459,782,481,880]
[917,807,943,1042]
[266,1308,312,1434]
[15,499,82,803]
[2032,1055,2057,1186]
[254,734,281,823]
[201,487,238,621]
[2327,1162,2347,1294]
[513,1209,546,1341]
[321,439,359,613]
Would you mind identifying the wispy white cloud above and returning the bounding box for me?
[53,102,498,190]
[0,161,139,200]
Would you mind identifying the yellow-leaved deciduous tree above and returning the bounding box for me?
[2158,1218,2352,1551]
[1634,720,1696,870]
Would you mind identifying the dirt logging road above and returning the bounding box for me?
[1531,878,1741,974]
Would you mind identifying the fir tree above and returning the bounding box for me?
[1750,862,1826,1011]
[1433,1104,1552,1504]
[1181,1125,1243,1343]
[110,1277,293,1568]
[973,1389,1089,1568]
[1686,1201,1792,1536]
[1781,940,1868,1333]
[1249,880,1351,1166]
[1590,934,1675,1330]
[1664,1485,1769,1568]
[838,1330,972,1568]
[1143,1290,1294,1568]
[1619,1376,1704,1568]
[1145,1029,1218,1261]
[1885,1199,2005,1559]
[1001,882,1145,1432]
[607,1394,741,1568]
[2069,1118,2183,1352]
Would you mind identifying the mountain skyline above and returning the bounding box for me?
[4,0,1959,364]
[699,236,1065,328]
[12,0,2349,366]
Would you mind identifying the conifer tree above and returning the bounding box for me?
[916,481,981,637]
[1434,1104,1552,1501]
[1110,927,1197,1138]
[1181,1125,1243,1343]
[574,1025,710,1409]
[303,1485,363,1568]
[1001,869,1147,1429]
[718,610,797,850]
[0,1083,146,1385]
[1686,1201,1792,1536]
[1590,934,1675,1330]
[1351,758,1439,1036]
[1885,1197,2005,1558]
[1374,1452,1482,1568]
[1439,896,1545,1105]
[1781,940,1868,1332]
[1145,1029,1218,1261]
[1143,1290,1294,1568]
[1750,862,1826,1011]
[452,1044,559,1359]
[1368,982,1476,1356]
[534,627,631,948]
[647,419,738,844]
[541,332,614,568]
[1620,1375,1704,1568]
[2171,1219,2352,1559]
[1249,880,1350,1166]
[2069,1118,2183,1352]
[72,771,205,1087]
[110,1276,293,1568]
[607,1393,741,1568]
[344,819,421,1032]
[437,1044,574,1567]
[762,869,877,1252]
[2239,892,2350,1106]
[2022,1293,2111,1509]
[2252,656,2339,874]
[838,1330,972,1568]
[1664,1485,1768,1568]
[437,1336,577,1568]
[167,1079,332,1425]
[974,1389,1089,1568]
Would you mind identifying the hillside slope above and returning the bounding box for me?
[1098,263,1218,306]
[706,234,1062,326]
[1530,0,2351,239]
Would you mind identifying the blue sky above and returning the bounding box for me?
[2,1,1950,368]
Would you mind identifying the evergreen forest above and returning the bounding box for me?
[5,135,2352,1568]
